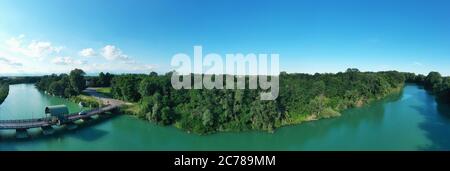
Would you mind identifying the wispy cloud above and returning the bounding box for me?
[82,63,156,74]
[413,61,423,66]
[5,35,63,60]
[0,56,23,66]
[51,56,87,65]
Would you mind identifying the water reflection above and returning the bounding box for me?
[416,94,450,150]
[2,84,450,151]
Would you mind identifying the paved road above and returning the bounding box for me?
[83,88,126,106]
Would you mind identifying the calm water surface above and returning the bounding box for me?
[1,84,450,151]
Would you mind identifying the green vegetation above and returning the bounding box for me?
[0,81,9,104]
[70,95,102,108]
[110,69,406,134]
[35,69,86,97]
[96,87,111,94]
[406,72,450,102]
[0,76,40,84]
[86,72,114,87]
[34,70,116,108]
[96,87,112,97]
[0,76,41,105]
[24,67,450,135]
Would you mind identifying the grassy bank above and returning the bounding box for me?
[96,87,112,97]
[70,94,103,108]
[280,84,404,126]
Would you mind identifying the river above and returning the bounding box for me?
[1,84,450,151]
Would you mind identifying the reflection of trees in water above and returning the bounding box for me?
[437,100,450,120]
[257,91,403,150]
[414,89,450,150]
[327,90,402,131]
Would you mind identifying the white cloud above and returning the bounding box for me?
[79,48,96,57]
[28,41,58,56]
[5,35,63,59]
[0,56,22,66]
[80,62,156,74]
[51,56,86,65]
[1,35,157,75]
[413,62,423,66]
[101,45,129,61]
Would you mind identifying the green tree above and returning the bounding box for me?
[309,94,328,117]
[0,82,9,104]
[69,69,86,94]
[160,107,172,125]
[152,102,161,122]
[104,68,417,134]
[48,81,65,96]
[202,109,213,127]
[138,77,160,97]
[150,71,158,77]
[99,72,106,86]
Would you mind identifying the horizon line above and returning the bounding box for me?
[0,69,447,77]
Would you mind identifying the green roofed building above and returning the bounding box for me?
[45,105,69,118]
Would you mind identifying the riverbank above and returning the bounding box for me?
[119,83,406,135]
[3,84,450,150]
[14,82,405,136]
[266,84,405,131]
[0,82,9,105]
[106,70,409,135]
[70,95,102,108]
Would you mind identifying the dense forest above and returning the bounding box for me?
[35,69,114,108]
[405,72,450,102]
[86,72,114,87]
[35,69,87,97]
[0,76,40,85]
[36,70,114,97]
[28,68,450,134]
[110,69,406,134]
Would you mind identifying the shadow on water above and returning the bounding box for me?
[1,85,411,151]
[0,113,119,145]
[410,89,450,151]
[260,91,403,150]
[63,114,123,142]
[335,89,403,129]
[0,130,18,150]
[437,100,450,120]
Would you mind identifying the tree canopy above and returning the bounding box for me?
[30,68,450,135]
[35,69,86,97]
[111,69,407,134]
[86,72,114,87]
[406,71,450,102]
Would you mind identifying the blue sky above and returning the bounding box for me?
[1,0,450,76]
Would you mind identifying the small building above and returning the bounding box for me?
[45,105,69,121]
[85,80,91,87]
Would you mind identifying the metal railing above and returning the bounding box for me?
[0,104,119,129]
